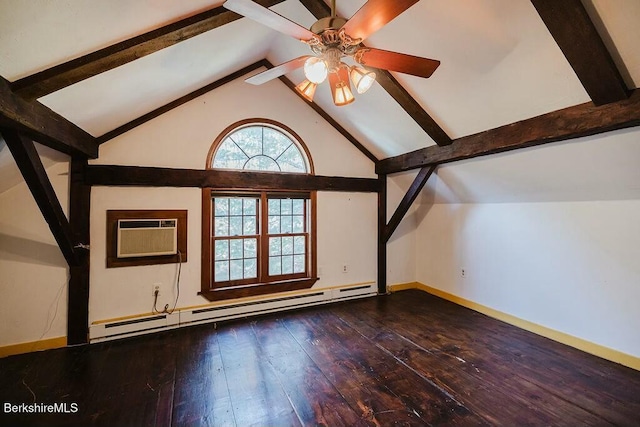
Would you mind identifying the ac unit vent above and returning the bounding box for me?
[117,219,177,258]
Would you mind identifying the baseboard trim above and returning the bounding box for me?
[389,282,640,372]
[0,336,67,358]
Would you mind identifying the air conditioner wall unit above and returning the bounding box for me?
[117,218,177,258]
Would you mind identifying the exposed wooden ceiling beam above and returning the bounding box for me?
[377,89,640,174]
[1,127,80,267]
[384,165,436,243]
[11,0,286,100]
[0,77,98,158]
[86,164,381,193]
[299,0,452,147]
[96,61,267,144]
[530,0,629,106]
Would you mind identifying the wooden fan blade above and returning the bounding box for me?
[245,56,311,85]
[340,0,419,41]
[224,0,318,42]
[355,48,440,78]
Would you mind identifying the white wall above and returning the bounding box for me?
[0,161,70,346]
[88,74,381,322]
[415,128,640,357]
[386,171,420,286]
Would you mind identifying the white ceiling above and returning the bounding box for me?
[0,0,639,192]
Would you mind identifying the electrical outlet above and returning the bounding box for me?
[342,264,348,273]
[152,283,161,297]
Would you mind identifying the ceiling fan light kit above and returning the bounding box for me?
[303,56,329,84]
[295,79,318,102]
[224,0,439,106]
[349,66,376,94]
[329,65,355,106]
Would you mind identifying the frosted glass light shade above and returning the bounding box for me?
[303,57,328,84]
[350,66,376,94]
[333,82,354,106]
[295,79,317,102]
[328,66,355,106]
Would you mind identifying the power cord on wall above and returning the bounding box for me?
[152,250,182,315]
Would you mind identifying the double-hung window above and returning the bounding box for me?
[201,120,317,301]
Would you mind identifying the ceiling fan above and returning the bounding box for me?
[223,0,440,106]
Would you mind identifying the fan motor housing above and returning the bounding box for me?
[310,16,347,35]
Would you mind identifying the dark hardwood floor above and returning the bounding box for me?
[1,290,639,426]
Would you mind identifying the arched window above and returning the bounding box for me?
[201,119,317,301]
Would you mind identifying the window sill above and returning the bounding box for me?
[199,277,319,302]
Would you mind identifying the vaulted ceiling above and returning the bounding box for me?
[1,0,639,193]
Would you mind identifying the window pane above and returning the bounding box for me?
[229,217,243,236]
[230,259,243,280]
[214,240,229,260]
[269,256,281,276]
[268,199,280,215]
[263,127,293,159]
[292,199,304,215]
[282,255,293,275]
[281,216,292,234]
[282,236,293,255]
[243,216,256,235]
[244,258,257,279]
[213,140,249,170]
[281,199,292,215]
[214,218,229,236]
[212,125,308,174]
[268,216,280,234]
[229,199,243,215]
[269,237,281,256]
[243,198,256,215]
[214,198,229,216]
[293,254,305,273]
[278,145,306,173]
[231,127,263,157]
[244,239,257,258]
[229,239,243,259]
[245,155,280,172]
[294,236,306,254]
[215,261,229,281]
[292,215,304,233]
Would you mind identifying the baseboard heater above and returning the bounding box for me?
[90,283,376,342]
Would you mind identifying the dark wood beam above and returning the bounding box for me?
[86,164,380,193]
[269,62,379,164]
[0,77,98,158]
[299,0,452,147]
[1,128,80,267]
[384,165,436,243]
[377,88,640,174]
[68,157,91,345]
[377,174,387,295]
[11,0,286,100]
[96,61,267,144]
[530,0,629,106]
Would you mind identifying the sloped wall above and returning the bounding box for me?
[414,128,640,357]
[0,161,70,347]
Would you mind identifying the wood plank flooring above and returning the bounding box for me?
[1,289,639,426]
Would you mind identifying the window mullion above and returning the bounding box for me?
[259,192,269,283]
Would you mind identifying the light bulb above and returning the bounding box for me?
[303,57,328,84]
